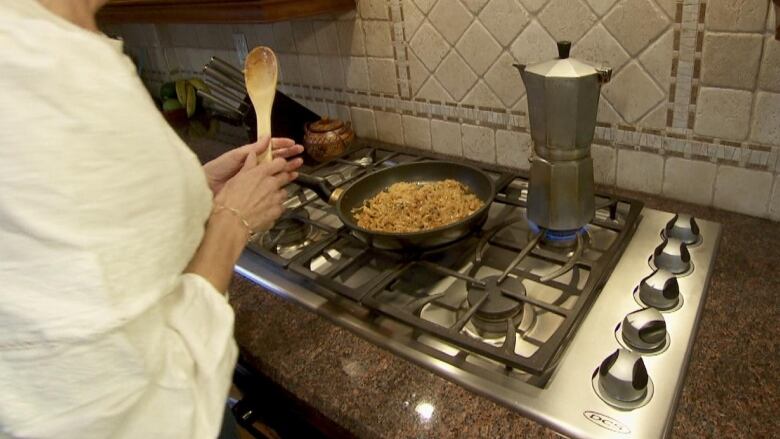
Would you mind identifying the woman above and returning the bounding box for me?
[0,1,302,437]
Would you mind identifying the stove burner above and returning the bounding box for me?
[261,210,315,254]
[467,275,526,334]
[540,228,583,248]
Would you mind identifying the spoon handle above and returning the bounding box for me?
[244,46,278,164]
[256,103,273,163]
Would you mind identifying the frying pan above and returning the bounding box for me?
[294,161,495,250]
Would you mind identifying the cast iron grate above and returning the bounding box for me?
[247,147,642,376]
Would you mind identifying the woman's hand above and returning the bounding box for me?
[203,137,304,195]
[212,138,303,235]
[187,138,302,292]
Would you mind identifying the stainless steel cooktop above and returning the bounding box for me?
[236,145,721,439]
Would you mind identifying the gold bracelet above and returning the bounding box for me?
[212,204,253,240]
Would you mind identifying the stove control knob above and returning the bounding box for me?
[622,308,667,351]
[639,268,680,310]
[665,214,700,245]
[653,237,691,274]
[598,349,649,403]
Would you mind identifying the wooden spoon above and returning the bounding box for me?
[244,46,278,163]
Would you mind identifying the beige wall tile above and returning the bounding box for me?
[272,22,296,52]
[417,77,452,101]
[654,0,676,18]
[713,165,773,217]
[462,0,490,14]
[402,0,424,37]
[337,20,365,56]
[351,107,377,138]
[462,81,503,108]
[616,149,664,193]
[298,54,323,86]
[694,87,753,140]
[363,21,394,58]
[358,0,390,19]
[462,124,496,163]
[572,24,630,73]
[484,52,525,107]
[478,0,529,46]
[409,23,449,71]
[538,0,597,42]
[431,119,462,156]
[292,21,319,54]
[402,115,431,149]
[336,10,357,20]
[319,56,345,89]
[247,23,274,48]
[455,22,502,76]
[705,0,768,32]
[408,51,428,95]
[428,0,473,45]
[435,52,478,101]
[701,33,763,90]
[313,21,340,55]
[749,92,780,145]
[510,20,558,66]
[375,110,404,144]
[662,157,717,205]
[592,144,616,185]
[518,0,548,13]
[769,177,780,221]
[585,0,619,16]
[165,23,198,48]
[758,36,780,93]
[597,97,625,125]
[367,58,397,94]
[602,62,665,123]
[638,104,668,130]
[603,0,669,56]
[638,29,673,91]
[344,57,370,90]
[413,0,437,14]
[496,130,531,170]
[327,103,351,122]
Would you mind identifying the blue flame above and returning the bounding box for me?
[528,221,588,242]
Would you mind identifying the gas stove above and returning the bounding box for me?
[236,145,721,439]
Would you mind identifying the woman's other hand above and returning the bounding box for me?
[212,137,303,235]
[203,137,304,195]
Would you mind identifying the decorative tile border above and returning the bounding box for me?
[669,0,704,131]
[278,81,779,175]
[117,0,779,180]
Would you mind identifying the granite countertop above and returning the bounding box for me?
[229,190,779,439]
[194,135,778,437]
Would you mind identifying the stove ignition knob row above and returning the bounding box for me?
[639,268,681,310]
[597,349,652,404]
[653,237,691,274]
[622,308,667,351]
[664,213,701,245]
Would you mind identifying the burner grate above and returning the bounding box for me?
[250,146,642,379]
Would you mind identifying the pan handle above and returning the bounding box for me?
[295,173,336,203]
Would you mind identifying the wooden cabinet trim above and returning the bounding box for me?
[98,0,356,24]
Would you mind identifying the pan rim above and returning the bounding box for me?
[334,160,496,238]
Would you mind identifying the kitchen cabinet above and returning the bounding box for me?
[98,0,356,24]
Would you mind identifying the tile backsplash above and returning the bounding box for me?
[104,0,780,220]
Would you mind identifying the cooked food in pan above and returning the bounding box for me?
[351,179,484,233]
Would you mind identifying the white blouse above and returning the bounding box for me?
[0,2,237,438]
